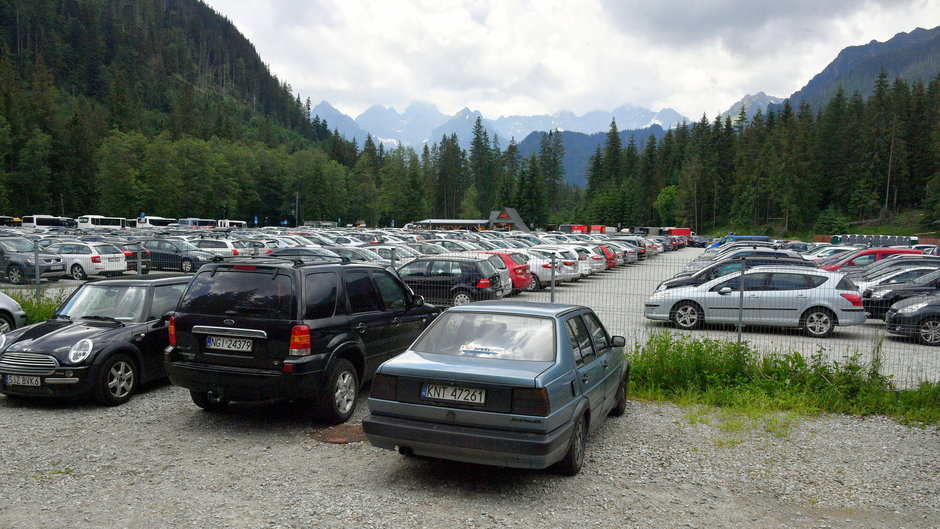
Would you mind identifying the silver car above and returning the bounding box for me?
[644,266,867,338]
[0,291,27,333]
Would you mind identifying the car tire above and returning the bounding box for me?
[671,301,703,330]
[0,312,14,333]
[452,291,472,306]
[609,368,629,417]
[555,413,587,476]
[6,265,25,285]
[918,318,940,346]
[180,259,194,273]
[316,358,359,424]
[190,390,230,411]
[141,268,149,275]
[93,353,137,406]
[70,264,87,280]
[530,275,542,291]
[802,307,835,338]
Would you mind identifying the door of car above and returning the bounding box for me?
[135,283,189,379]
[343,269,389,378]
[371,269,426,360]
[425,259,462,303]
[564,315,606,421]
[581,311,621,410]
[397,260,431,299]
[704,272,770,324]
[763,272,816,325]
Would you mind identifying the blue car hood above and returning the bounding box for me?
[378,350,554,387]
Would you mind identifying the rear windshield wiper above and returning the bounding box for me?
[80,315,123,324]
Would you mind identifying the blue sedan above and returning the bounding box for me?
[362,301,628,475]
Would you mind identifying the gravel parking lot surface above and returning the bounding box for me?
[0,386,937,529]
[1,247,938,528]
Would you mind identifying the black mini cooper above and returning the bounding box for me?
[0,276,190,405]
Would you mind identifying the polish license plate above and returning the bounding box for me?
[50,265,63,271]
[205,336,252,352]
[5,375,40,387]
[421,384,486,405]
[108,257,121,262]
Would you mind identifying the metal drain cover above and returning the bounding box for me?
[311,424,367,444]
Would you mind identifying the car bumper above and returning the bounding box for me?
[862,299,890,320]
[884,309,923,337]
[362,412,574,470]
[165,360,326,401]
[0,365,95,398]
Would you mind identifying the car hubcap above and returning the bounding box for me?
[0,321,10,333]
[921,321,940,344]
[108,361,134,398]
[807,313,831,335]
[454,293,471,305]
[334,371,356,414]
[676,306,697,327]
[9,268,21,283]
[573,419,585,465]
[71,265,83,280]
[182,261,192,272]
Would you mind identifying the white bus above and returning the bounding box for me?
[21,215,74,229]
[178,218,217,228]
[137,216,177,228]
[76,215,126,230]
[216,219,247,228]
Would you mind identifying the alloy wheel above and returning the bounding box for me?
[920,320,940,345]
[805,312,832,336]
[333,370,357,414]
[107,360,135,399]
[675,305,699,328]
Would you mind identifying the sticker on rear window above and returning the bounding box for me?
[460,344,505,354]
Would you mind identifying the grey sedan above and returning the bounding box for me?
[0,291,27,333]
[644,266,867,338]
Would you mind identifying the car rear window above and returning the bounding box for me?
[487,255,505,270]
[94,244,122,254]
[835,276,856,290]
[509,253,527,265]
[477,259,497,276]
[411,312,556,362]
[179,269,294,319]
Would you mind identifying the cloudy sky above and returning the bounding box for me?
[202,0,939,120]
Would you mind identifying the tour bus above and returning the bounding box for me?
[216,219,247,228]
[76,215,126,230]
[0,216,20,227]
[137,216,177,228]
[21,215,75,229]
[177,218,217,228]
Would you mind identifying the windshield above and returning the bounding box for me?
[58,285,148,322]
[912,269,940,285]
[0,238,36,253]
[411,312,556,361]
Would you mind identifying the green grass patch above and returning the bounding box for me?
[2,288,70,324]
[627,332,940,426]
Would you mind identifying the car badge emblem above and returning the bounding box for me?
[223,319,235,326]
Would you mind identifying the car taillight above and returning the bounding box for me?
[168,316,176,346]
[541,264,554,268]
[512,387,550,416]
[231,249,239,256]
[371,374,398,401]
[289,325,311,356]
[233,265,257,270]
[92,255,101,263]
[123,251,133,257]
[563,261,574,266]
[265,249,273,254]
[591,256,603,260]
[578,256,585,260]
[840,293,863,306]
[476,278,491,288]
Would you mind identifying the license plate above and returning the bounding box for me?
[205,336,252,352]
[421,384,486,405]
[5,375,40,387]
[108,257,120,262]
[50,265,63,271]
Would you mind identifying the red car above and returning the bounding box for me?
[819,248,923,271]
[598,245,617,269]
[481,250,532,293]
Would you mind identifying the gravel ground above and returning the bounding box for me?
[0,385,937,529]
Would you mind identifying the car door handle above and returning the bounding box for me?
[581,375,590,384]
[391,317,401,326]
[355,322,367,333]
[601,360,609,369]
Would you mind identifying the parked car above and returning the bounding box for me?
[362,300,628,475]
[884,294,940,346]
[861,269,940,320]
[192,238,251,259]
[656,256,817,291]
[0,276,190,405]
[480,250,532,293]
[681,248,802,275]
[325,245,391,267]
[165,258,440,423]
[644,267,866,338]
[397,254,505,306]
[818,248,923,272]
[115,241,151,274]
[268,247,340,260]
[0,291,27,333]
[854,266,938,292]
[44,241,127,280]
[0,237,68,284]
[843,254,940,280]
[139,239,217,273]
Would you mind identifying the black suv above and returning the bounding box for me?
[164,258,440,423]
[397,254,504,306]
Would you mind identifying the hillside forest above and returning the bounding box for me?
[0,0,938,233]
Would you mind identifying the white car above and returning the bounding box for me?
[45,242,126,280]
[644,266,867,338]
[854,266,938,292]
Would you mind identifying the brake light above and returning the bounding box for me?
[541,264,554,268]
[265,249,272,254]
[840,293,863,306]
[371,373,398,400]
[512,387,550,416]
[476,278,491,288]
[563,261,574,266]
[231,249,239,256]
[232,265,257,270]
[168,316,176,346]
[591,256,603,260]
[289,325,311,356]
[92,255,101,263]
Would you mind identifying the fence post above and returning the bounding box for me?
[390,248,396,270]
[34,243,40,299]
[136,249,142,275]
[737,266,745,342]
[550,253,556,303]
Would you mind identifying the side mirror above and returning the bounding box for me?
[413,295,425,307]
[719,286,733,295]
[610,335,626,347]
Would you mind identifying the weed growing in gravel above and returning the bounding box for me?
[627,332,940,425]
[2,287,70,324]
